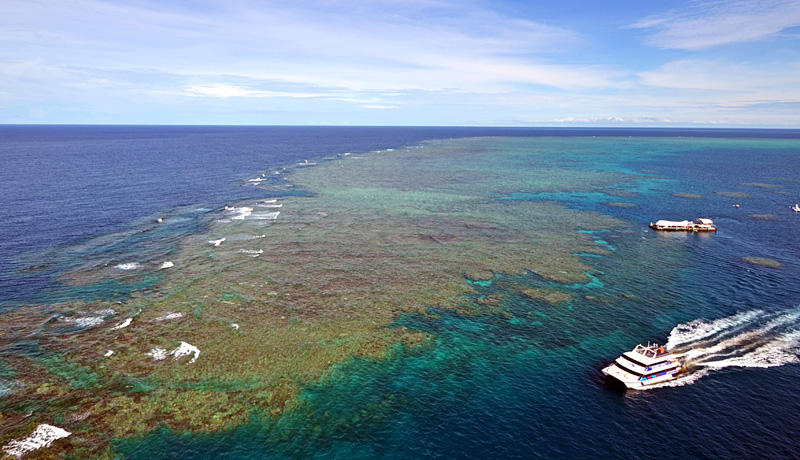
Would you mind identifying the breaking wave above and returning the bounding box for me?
[652,307,800,388]
[115,262,141,271]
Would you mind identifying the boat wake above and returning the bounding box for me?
[651,307,800,388]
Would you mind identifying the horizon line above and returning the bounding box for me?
[2,123,800,130]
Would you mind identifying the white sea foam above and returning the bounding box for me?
[660,307,800,387]
[171,341,200,364]
[78,317,104,327]
[146,347,167,360]
[94,308,116,316]
[236,234,267,241]
[700,342,799,369]
[666,310,763,350]
[146,342,200,364]
[61,316,104,328]
[209,238,226,246]
[262,199,277,203]
[159,261,174,269]
[239,249,263,257]
[229,207,253,220]
[249,211,280,220]
[155,312,183,321]
[111,318,132,330]
[3,424,71,458]
[247,177,263,182]
[115,262,140,270]
[257,203,282,208]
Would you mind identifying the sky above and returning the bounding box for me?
[1,0,799,126]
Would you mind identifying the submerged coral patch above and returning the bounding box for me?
[672,193,703,199]
[741,182,780,189]
[0,136,638,456]
[716,191,749,198]
[518,287,572,305]
[742,257,783,268]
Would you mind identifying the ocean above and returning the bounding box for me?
[1,126,800,459]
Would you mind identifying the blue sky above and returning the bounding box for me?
[1,0,799,126]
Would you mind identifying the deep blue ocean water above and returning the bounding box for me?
[2,126,800,459]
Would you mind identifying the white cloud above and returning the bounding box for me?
[1,0,798,125]
[551,116,625,123]
[0,0,618,96]
[183,85,321,98]
[628,0,800,49]
[638,59,800,92]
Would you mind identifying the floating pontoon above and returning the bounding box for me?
[649,218,716,232]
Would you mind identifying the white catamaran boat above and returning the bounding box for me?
[602,343,681,389]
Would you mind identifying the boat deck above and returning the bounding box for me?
[650,218,716,232]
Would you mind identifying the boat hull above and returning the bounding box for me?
[601,364,681,390]
[649,223,716,232]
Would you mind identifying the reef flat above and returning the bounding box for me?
[0,137,629,457]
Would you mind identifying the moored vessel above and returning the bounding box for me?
[649,218,716,232]
[602,343,681,389]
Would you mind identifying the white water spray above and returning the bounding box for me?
[651,307,800,388]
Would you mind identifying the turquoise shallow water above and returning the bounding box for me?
[3,128,800,459]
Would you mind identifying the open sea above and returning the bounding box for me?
[2,126,800,459]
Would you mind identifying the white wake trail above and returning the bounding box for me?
[666,310,763,350]
[651,307,800,388]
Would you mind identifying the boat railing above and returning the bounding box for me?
[633,344,663,359]
[619,356,678,374]
[644,360,678,372]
